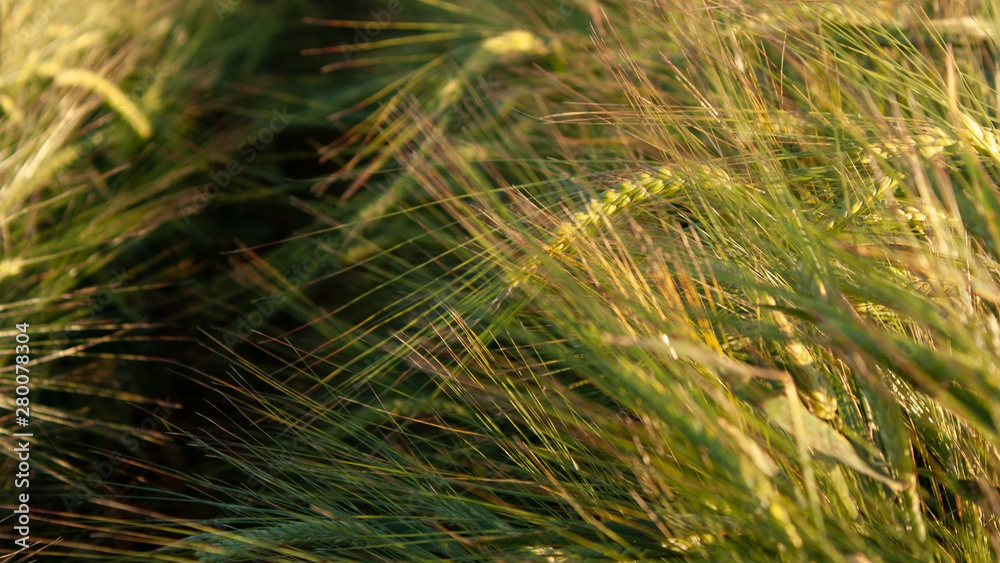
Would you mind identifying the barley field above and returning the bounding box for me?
[4,0,1000,561]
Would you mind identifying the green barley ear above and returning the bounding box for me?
[35,63,153,138]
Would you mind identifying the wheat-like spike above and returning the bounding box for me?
[508,167,682,290]
[856,112,1000,167]
[509,164,734,292]
[35,62,153,139]
[546,166,701,254]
